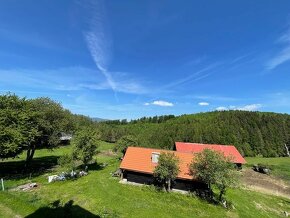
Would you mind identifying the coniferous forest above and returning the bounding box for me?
[97,111,290,157]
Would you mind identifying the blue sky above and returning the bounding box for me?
[1,0,290,119]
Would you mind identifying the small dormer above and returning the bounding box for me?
[151,152,160,163]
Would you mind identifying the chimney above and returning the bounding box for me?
[151,152,160,163]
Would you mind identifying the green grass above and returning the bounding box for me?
[0,143,289,217]
[98,141,115,151]
[245,157,290,181]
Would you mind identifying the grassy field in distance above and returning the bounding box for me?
[246,157,290,181]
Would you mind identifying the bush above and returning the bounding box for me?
[72,128,99,168]
[58,154,75,171]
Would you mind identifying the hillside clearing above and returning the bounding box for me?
[242,168,290,199]
[246,157,290,181]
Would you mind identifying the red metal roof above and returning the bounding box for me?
[175,142,246,164]
[120,147,194,180]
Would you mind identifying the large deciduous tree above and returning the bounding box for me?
[25,97,75,166]
[189,149,239,201]
[153,152,180,191]
[0,94,35,159]
[0,94,75,167]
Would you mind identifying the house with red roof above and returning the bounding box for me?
[119,142,245,191]
[175,142,246,168]
[120,147,206,191]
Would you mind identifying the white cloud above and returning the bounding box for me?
[152,100,174,107]
[215,104,262,111]
[144,100,174,107]
[198,102,209,106]
[236,104,262,111]
[266,26,290,70]
[215,106,228,111]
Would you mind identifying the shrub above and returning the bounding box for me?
[58,154,75,171]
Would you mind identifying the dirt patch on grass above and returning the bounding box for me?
[10,183,39,192]
[99,150,118,157]
[242,168,290,199]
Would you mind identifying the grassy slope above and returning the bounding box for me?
[0,143,289,218]
[246,157,290,181]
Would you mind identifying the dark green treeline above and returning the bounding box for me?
[97,111,290,157]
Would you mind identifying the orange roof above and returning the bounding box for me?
[175,142,246,164]
[120,147,194,180]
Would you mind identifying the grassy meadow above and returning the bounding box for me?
[0,142,289,218]
[246,157,290,181]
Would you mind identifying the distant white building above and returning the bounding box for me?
[60,133,72,141]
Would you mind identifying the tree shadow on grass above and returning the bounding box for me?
[0,156,59,180]
[191,189,220,205]
[87,162,105,171]
[0,156,109,181]
[25,200,100,218]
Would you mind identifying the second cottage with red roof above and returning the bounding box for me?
[175,142,246,168]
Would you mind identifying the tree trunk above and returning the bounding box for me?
[167,179,171,192]
[208,183,213,199]
[162,180,166,191]
[25,145,36,168]
[285,144,290,157]
[219,186,226,201]
[162,184,166,191]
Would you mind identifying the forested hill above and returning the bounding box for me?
[97,111,290,157]
[2,93,289,158]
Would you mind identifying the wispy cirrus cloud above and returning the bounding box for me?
[266,26,290,70]
[0,67,99,91]
[230,52,255,65]
[192,94,239,102]
[161,63,220,90]
[80,77,147,94]
[83,0,146,95]
[84,0,113,83]
[0,28,59,50]
[0,67,146,94]
[144,100,174,107]
[82,2,220,96]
